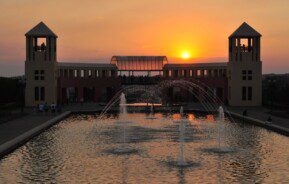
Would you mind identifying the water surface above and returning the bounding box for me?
[0,113,288,183]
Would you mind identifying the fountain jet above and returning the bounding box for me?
[120,93,128,145]
[178,106,187,166]
[218,106,225,121]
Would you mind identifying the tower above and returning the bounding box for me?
[228,22,262,106]
[25,22,58,106]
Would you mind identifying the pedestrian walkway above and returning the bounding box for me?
[0,113,56,145]
[227,106,289,129]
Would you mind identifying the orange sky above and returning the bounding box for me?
[0,0,289,76]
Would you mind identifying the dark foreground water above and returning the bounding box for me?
[0,113,289,183]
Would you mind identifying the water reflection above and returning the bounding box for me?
[0,113,288,183]
[177,168,186,184]
[206,115,214,121]
[20,128,60,183]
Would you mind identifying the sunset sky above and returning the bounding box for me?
[0,0,289,76]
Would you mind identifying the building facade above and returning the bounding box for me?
[24,22,262,107]
[25,22,58,106]
[227,22,262,106]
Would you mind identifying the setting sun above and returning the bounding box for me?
[181,51,191,59]
[1,0,289,183]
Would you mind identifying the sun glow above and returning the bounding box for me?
[181,51,191,59]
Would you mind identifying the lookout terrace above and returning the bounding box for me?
[25,22,262,107]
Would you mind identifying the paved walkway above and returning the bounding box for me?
[0,113,57,145]
[226,106,289,129]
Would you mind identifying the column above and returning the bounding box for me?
[253,37,257,61]
[26,37,29,61]
[256,37,261,61]
[78,87,84,102]
[237,38,241,61]
[46,37,50,61]
[248,38,252,51]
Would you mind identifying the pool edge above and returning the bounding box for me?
[227,111,289,137]
[0,111,71,159]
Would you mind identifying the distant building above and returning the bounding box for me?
[24,22,262,106]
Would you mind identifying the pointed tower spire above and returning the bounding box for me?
[25,22,57,37]
[229,22,261,38]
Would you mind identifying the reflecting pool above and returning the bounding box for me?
[0,113,289,183]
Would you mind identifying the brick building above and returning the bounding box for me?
[24,22,262,107]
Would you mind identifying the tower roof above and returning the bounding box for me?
[229,22,261,38]
[25,22,57,37]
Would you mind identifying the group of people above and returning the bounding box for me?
[36,102,62,113]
